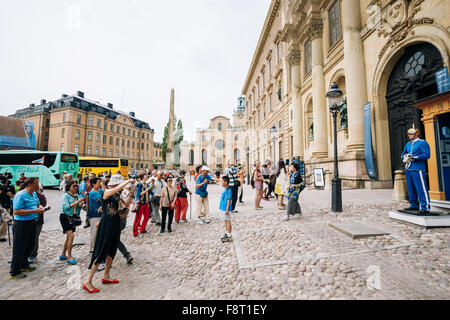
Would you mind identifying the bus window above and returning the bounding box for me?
[79,159,119,167]
[61,154,78,163]
[120,159,128,167]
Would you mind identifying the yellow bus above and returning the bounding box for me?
[79,157,129,179]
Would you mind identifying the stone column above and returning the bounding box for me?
[342,0,367,152]
[288,48,303,159]
[308,19,328,158]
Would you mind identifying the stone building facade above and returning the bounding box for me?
[243,0,450,190]
[10,91,155,171]
[179,97,247,171]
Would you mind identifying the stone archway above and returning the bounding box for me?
[372,30,450,183]
[386,42,443,177]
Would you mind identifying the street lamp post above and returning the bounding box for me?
[246,146,250,185]
[326,82,344,212]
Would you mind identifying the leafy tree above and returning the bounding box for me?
[161,116,183,162]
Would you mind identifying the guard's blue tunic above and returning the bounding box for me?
[401,139,431,211]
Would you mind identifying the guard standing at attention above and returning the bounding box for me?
[401,125,431,214]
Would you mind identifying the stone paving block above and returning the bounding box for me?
[328,222,391,239]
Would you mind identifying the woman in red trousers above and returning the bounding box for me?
[133,172,151,237]
[175,170,191,223]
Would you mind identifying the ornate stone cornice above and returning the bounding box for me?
[288,48,301,66]
[378,17,435,59]
[305,17,323,40]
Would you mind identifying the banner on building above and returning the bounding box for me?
[364,103,377,179]
[0,116,36,150]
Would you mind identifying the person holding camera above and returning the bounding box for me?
[195,166,213,224]
[60,180,85,265]
[10,177,45,280]
[83,174,135,294]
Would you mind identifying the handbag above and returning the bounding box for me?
[166,186,175,210]
[67,214,82,227]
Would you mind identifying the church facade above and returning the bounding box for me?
[179,97,247,171]
[243,0,450,192]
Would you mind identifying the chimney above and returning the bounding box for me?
[29,103,35,108]
[40,99,46,105]
[107,103,113,109]
[77,91,84,98]
[62,94,68,98]
[129,111,135,117]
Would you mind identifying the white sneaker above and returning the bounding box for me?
[197,219,205,224]
[204,218,210,224]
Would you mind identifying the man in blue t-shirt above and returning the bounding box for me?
[195,166,213,224]
[10,177,45,280]
[219,176,233,243]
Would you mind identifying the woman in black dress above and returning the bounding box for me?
[82,174,135,293]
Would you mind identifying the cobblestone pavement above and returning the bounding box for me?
[0,184,449,300]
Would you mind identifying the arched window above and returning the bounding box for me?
[202,149,207,166]
[189,150,194,165]
[234,149,240,163]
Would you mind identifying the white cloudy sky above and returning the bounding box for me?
[0,0,271,142]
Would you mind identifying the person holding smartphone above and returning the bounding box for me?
[10,177,46,280]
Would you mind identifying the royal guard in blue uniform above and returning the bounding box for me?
[401,126,431,214]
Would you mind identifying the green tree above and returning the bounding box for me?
[161,116,183,162]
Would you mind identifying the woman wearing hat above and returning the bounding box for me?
[83,174,135,293]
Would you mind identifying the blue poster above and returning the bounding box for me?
[364,103,377,179]
[436,67,450,94]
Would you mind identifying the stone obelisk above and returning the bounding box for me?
[165,88,175,169]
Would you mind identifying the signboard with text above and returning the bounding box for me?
[436,67,450,94]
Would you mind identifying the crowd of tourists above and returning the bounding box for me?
[2,156,305,292]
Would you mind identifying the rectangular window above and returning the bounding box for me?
[146,143,149,151]
[329,1,342,47]
[97,119,101,128]
[141,143,144,149]
[46,119,50,127]
[110,124,114,132]
[122,139,125,147]
[279,120,282,128]
[142,133,144,139]
[103,135,106,144]
[95,146,99,155]
[133,130,135,138]
[147,133,149,140]
[132,141,135,149]
[127,140,130,148]
[102,148,106,156]
[109,149,113,157]
[115,150,119,157]
[116,126,120,133]
[87,146,92,155]
[89,118,93,126]
[77,115,81,124]
[75,144,79,154]
[116,138,119,146]
[109,136,113,145]
[44,132,49,141]
[277,42,281,63]
[96,133,100,142]
[60,143,64,152]
[128,129,131,136]
[268,58,272,76]
[305,40,312,74]
[61,128,65,138]
[75,130,80,139]
[269,93,273,112]
[104,122,108,131]
[122,128,126,135]
[63,113,66,123]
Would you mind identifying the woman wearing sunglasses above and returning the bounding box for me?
[59,180,85,265]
